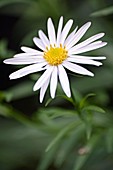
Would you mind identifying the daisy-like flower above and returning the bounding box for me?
[4,16,107,103]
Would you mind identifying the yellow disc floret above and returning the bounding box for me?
[44,44,68,66]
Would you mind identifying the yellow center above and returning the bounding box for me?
[43,44,68,66]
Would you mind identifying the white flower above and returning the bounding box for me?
[4,16,107,103]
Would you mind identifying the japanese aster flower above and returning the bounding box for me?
[4,16,107,103]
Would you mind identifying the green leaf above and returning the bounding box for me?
[105,128,113,153]
[71,68,113,93]
[85,123,92,140]
[0,118,51,170]
[0,0,31,7]
[73,134,100,170]
[5,81,34,101]
[0,104,11,116]
[54,124,85,167]
[80,93,96,109]
[93,111,113,128]
[82,105,105,113]
[38,142,59,170]
[46,121,81,152]
[45,98,53,107]
[0,40,14,59]
[39,107,75,119]
[91,6,113,17]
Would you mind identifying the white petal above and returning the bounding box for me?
[60,19,73,45]
[40,78,50,103]
[13,52,43,58]
[58,65,71,97]
[69,41,107,55]
[70,33,105,50]
[56,16,63,46]
[33,37,45,51]
[38,30,50,47]
[67,57,102,66]
[66,22,91,49]
[63,61,94,76]
[64,26,78,46]
[33,66,53,91]
[4,57,45,65]
[9,62,47,79]
[50,66,58,98]
[47,18,56,46]
[70,55,106,60]
[21,46,39,53]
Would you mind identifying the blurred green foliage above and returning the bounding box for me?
[0,0,113,170]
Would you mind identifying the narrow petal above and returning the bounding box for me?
[64,26,78,46]
[63,61,94,76]
[9,62,47,79]
[33,37,45,51]
[50,66,58,98]
[60,19,73,45]
[58,65,71,97]
[38,30,50,47]
[13,52,43,58]
[66,22,91,49]
[33,66,53,91]
[56,16,63,46]
[47,18,56,46]
[70,33,105,50]
[4,57,45,65]
[70,55,106,60]
[67,57,102,66]
[69,41,107,55]
[40,78,50,103]
[21,46,40,53]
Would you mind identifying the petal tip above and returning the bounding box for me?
[33,87,36,91]
[21,46,24,51]
[3,60,7,64]
[39,98,43,103]
[33,37,36,41]
[3,59,11,64]
[101,32,105,36]
[90,73,94,77]
[67,93,71,98]
[9,75,14,80]
[48,17,52,23]
[104,42,108,46]
[85,21,91,26]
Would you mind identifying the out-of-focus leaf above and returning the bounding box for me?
[71,89,82,104]
[93,111,113,128]
[0,0,32,16]
[46,120,82,152]
[0,40,14,59]
[73,134,100,170]
[0,0,31,7]
[72,68,113,93]
[5,80,34,101]
[79,93,96,109]
[0,103,37,128]
[54,124,85,167]
[38,142,59,170]
[0,118,51,170]
[105,128,113,153]
[91,6,113,17]
[45,98,53,107]
[82,105,105,113]
[39,107,75,119]
[0,104,11,116]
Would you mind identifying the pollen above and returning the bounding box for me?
[43,44,68,66]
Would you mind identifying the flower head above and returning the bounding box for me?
[4,16,107,103]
